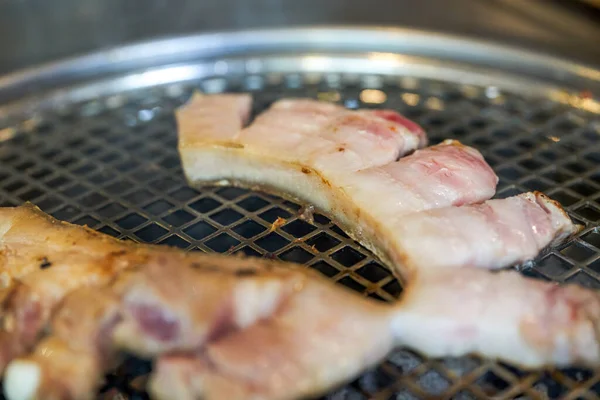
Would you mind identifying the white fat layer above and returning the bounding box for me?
[4,361,41,400]
[181,148,335,215]
[180,147,399,271]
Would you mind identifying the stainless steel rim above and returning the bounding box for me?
[0,26,598,116]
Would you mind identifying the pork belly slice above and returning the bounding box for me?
[12,263,600,400]
[0,210,589,400]
[5,255,397,400]
[339,139,498,268]
[178,93,499,275]
[394,191,580,272]
[177,94,577,275]
[4,287,122,400]
[394,267,600,368]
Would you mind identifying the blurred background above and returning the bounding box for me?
[0,0,598,75]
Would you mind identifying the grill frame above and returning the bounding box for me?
[0,27,599,399]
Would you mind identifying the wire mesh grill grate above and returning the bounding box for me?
[0,73,599,399]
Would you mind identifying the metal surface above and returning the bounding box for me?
[0,27,599,123]
[0,30,599,399]
[1,0,599,75]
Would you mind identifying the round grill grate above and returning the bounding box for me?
[0,73,599,399]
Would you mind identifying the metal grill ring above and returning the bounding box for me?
[0,39,599,399]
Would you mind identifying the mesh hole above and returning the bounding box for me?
[189,197,221,213]
[259,207,292,223]
[162,210,195,227]
[205,233,240,252]
[310,260,339,278]
[357,262,390,283]
[306,232,341,252]
[255,232,289,252]
[237,196,270,212]
[331,246,366,267]
[183,221,217,240]
[560,242,596,262]
[210,209,244,226]
[338,276,366,293]
[535,254,573,277]
[232,220,266,239]
[279,247,314,264]
[281,219,316,237]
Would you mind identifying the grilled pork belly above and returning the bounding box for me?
[394,267,600,368]
[6,248,398,400]
[178,93,502,276]
[0,208,592,400]
[12,258,600,400]
[177,93,577,276]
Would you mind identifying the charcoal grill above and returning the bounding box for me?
[0,27,599,399]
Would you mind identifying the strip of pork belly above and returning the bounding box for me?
[11,263,600,400]
[0,203,328,376]
[0,203,315,375]
[394,267,600,368]
[4,287,122,400]
[5,256,397,400]
[177,94,499,274]
[393,192,579,272]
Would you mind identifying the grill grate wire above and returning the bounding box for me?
[0,74,599,399]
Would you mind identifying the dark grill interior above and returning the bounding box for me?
[0,74,599,398]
